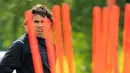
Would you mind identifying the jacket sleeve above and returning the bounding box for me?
[0,41,24,73]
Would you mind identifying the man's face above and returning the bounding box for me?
[33,14,45,38]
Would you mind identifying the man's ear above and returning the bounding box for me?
[23,19,28,31]
[24,25,27,32]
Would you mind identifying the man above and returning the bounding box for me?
[0,4,55,73]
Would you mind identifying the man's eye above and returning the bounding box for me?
[34,21,39,23]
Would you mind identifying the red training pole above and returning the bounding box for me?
[107,0,116,6]
[52,5,65,73]
[123,4,130,73]
[101,7,109,73]
[92,6,103,73]
[24,10,44,73]
[61,3,75,73]
[43,18,56,73]
[107,5,120,73]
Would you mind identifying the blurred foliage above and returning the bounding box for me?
[0,0,129,73]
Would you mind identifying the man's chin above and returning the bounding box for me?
[36,34,43,38]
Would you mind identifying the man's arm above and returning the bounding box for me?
[0,41,24,73]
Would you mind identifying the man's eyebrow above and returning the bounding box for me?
[34,20,39,21]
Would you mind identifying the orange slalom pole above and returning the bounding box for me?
[52,5,65,73]
[123,4,130,73]
[43,18,56,73]
[107,0,116,6]
[107,5,120,73]
[92,6,103,73]
[101,7,109,73]
[24,10,44,73]
[61,3,75,73]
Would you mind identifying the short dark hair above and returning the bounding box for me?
[31,4,53,23]
[23,4,53,26]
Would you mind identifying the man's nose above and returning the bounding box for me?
[37,23,43,27]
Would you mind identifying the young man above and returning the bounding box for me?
[0,4,55,73]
